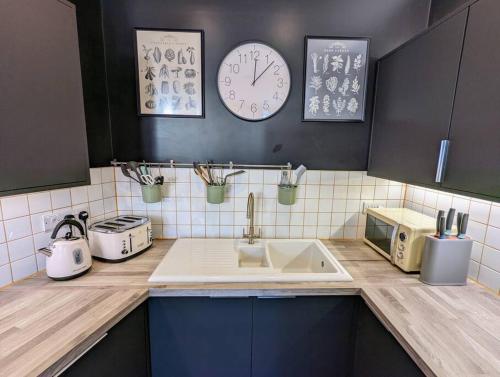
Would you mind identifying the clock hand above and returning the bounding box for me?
[252,60,275,86]
[252,58,258,85]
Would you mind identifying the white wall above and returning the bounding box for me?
[0,167,117,286]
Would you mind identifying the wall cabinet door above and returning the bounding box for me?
[441,0,500,199]
[62,302,150,377]
[148,297,252,377]
[0,0,89,196]
[368,10,467,187]
[251,296,357,377]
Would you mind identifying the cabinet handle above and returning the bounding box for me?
[54,333,107,376]
[257,296,297,299]
[435,139,450,183]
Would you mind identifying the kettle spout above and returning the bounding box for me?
[38,247,52,257]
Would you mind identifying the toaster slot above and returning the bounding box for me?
[95,225,117,230]
[105,222,123,227]
[116,218,135,223]
[122,216,142,221]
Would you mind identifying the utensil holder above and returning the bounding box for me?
[141,184,162,203]
[207,185,225,204]
[278,185,297,205]
[419,235,473,286]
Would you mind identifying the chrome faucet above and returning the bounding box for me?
[243,192,260,244]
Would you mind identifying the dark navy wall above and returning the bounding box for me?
[78,0,431,169]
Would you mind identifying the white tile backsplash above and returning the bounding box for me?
[0,168,116,287]
[405,184,500,292]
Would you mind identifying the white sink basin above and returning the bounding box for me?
[149,239,353,283]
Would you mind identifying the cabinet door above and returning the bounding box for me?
[368,10,467,186]
[251,296,357,377]
[62,303,150,377]
[0,0,89,195]
[352,302,424,377]
[442,0,500,199]
[148,297,252,377]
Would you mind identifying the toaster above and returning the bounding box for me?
[88,215,153,262]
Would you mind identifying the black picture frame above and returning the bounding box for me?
[134,28,205,118]
[302,36,370,122]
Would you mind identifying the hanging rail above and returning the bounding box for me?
[110,159,292,170]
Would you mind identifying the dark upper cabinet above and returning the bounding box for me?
[442,0,500,198]
[368,9,468,187]
[0,0,89,196]
[62,302,150,377]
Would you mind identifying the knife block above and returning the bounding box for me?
[419,235,473,286]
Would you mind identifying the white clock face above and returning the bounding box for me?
[217,42,291,121]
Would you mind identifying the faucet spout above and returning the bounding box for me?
[243,192,259,244]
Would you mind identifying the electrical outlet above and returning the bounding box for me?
[362,202,381,214]
[43,214,60,232]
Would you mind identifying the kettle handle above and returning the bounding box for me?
[51,219,85,240]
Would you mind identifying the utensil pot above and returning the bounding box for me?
[278,185,297,205]
[141,185,162,203]
[207,185,225,204]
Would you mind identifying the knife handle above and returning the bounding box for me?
[459,214,469,238]
[439,216,447,239]
[456,212,463,236]
[436,210,445,235]
[445,208,455,235]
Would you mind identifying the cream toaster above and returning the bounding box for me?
[88,215,153,262]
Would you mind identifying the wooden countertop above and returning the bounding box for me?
[0,240,498,377]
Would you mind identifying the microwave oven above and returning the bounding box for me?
[363,208,436,272]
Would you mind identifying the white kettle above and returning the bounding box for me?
[39,219,92,280]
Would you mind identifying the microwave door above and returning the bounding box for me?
[364,214,396,260]
[389,224,400,263]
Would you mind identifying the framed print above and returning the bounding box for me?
[302,36,369,122]
[134,28,204,117]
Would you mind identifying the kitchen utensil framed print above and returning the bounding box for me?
[134,28,204,117]
[302,36,369,122]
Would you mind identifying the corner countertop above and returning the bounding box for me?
[0,240,499,377]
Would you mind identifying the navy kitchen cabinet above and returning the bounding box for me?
[441,0,500,198]
[352,302,425,377]
[149,296,424,377]
[0,0,89,196]
[62,302,150,377]
[148,297,253,377]
[251,296,357,377]
[369,8,468,188]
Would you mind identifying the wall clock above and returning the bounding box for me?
[217,41,291,121]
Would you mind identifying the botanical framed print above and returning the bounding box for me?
[302,36,369,122]
[134,28,204,117]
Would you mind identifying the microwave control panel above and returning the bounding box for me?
[393,225,423,272]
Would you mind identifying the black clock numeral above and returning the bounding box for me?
[224,76,231,86]
[273,65,280,75]
[251,103,258,113]
[273,92,279,101]
[228,63,240,74]
[277,77,284,88]
[239,100,245,110]
[263,101,270,111]
[229,90,236,100]
[238,54,247,64]
[250,50,260,61]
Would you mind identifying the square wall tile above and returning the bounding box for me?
[0,264,12,286]
[101,167,115,183]
[70,187,88,205]
[28,192,52,214]
[51,189,71,210]
[89,168,102,185]
[1,196,29,219]
[4,216,31,241]
[8,236,34,262]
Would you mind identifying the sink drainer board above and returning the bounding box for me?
[149,239,353,283]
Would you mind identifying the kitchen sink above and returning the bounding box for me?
[149,239,353,283]
[238,245,269,268]
[266,241,338,273]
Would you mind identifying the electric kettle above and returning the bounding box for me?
[39,219,92,280]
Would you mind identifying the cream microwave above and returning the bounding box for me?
[363,208,436,272]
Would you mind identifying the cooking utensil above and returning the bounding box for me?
[445,208,455,236]
[436,210,445,235]
[193,162,210,185]
[223,170,246,185]
[206,160,214,184]
[456,212,463,237]
[294,165,307,185]
[280,170,290,186]
[120,164,141,184]
[38,219,92,280]
[458,213,469,239]
[127,161,145,185]
[140,173,155,185]
[154,176,164,185]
